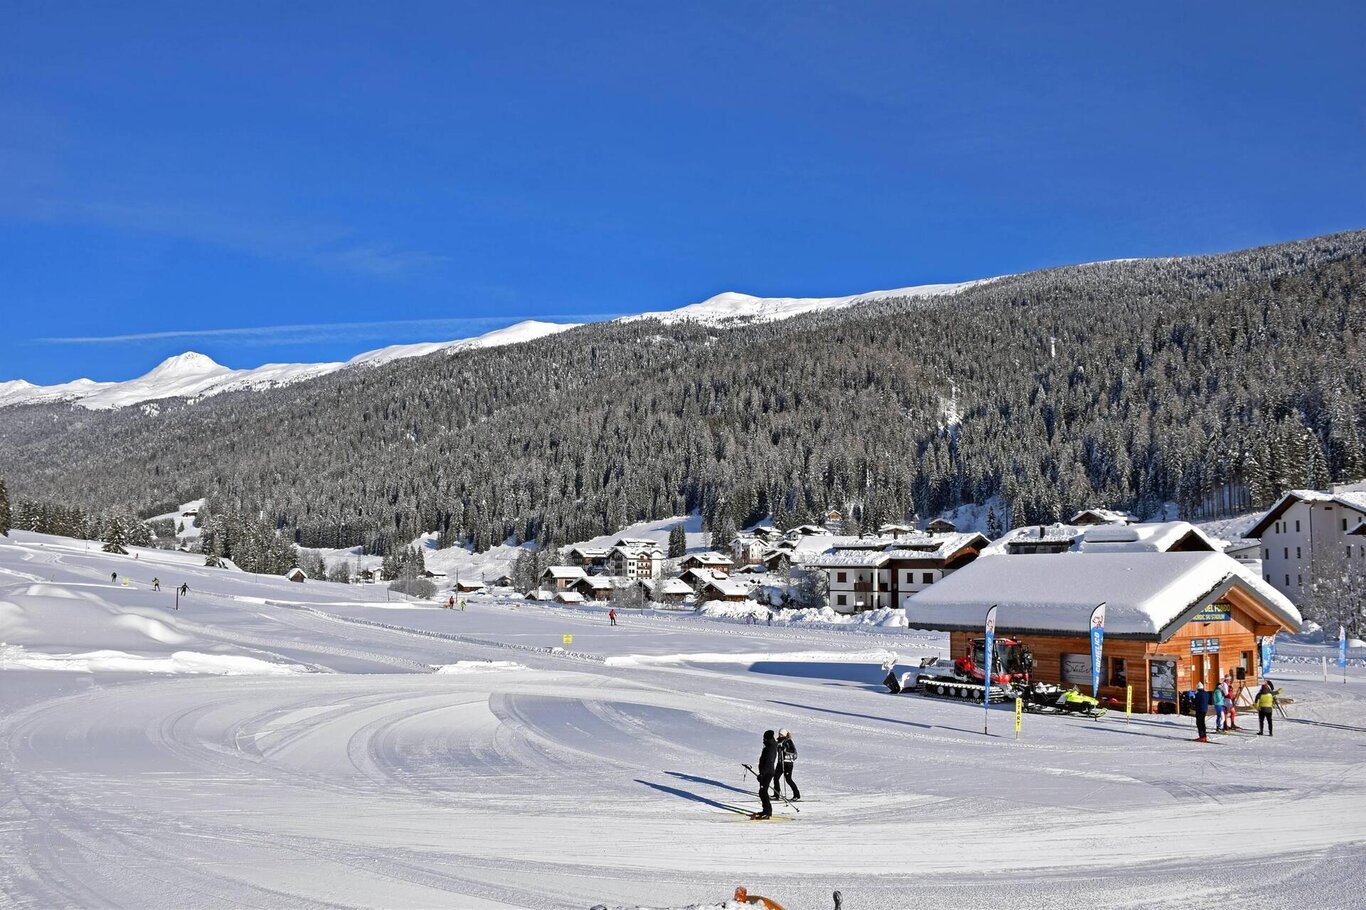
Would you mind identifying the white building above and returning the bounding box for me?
[608,544,664,580]
[806,532,989,613]
[1245,485,1366,603]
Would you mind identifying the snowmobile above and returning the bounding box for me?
[1020,683,1108,718]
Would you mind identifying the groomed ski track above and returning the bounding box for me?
[2,532,1364,909]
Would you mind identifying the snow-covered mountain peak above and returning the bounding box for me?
[142,352,230,379]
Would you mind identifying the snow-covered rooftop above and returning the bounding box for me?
[1068,508,1136,525]
[541,566,587,580]
[1074,521,1217,554]
[906,552,1301,639]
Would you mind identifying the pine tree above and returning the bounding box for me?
[102,515,128,554]
[668,522,687,559]
[0,478,10,537]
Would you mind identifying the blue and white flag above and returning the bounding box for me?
[1260,635,1275,677]
[983,605,998,726]
[1340,625,1348,669]
[1089,602,1106,697]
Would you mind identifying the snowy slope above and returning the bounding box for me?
[3,528,1365,909]
[0,320,580,411]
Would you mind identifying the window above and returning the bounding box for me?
[836,594,847,606]
[1296,520,1301,532]
[1346,518,1351,532]
[836,572,846,584]
[1297,547,1302,559]
[1109,657,1127,687]
[1297,574,1302,586]
[922,572,934,584]
[1284,548,1289,560]
[1285,574,1290,586]
[1263,549,1269,560]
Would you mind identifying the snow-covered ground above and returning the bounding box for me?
[2,529,1364,909]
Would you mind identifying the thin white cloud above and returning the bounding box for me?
[37,314,622,346]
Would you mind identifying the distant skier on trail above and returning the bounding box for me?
[608,609,616,626]
[751,730,780,819]
[179,583,189,597]
[1192,682,1210,742]
[111,572,117,583]
[773,729,800,801]
[152,577,161,592]
[446,595,455,610]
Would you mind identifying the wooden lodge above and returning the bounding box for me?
[907,552,1302,713]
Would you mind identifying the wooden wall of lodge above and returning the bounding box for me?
[946,592,1279,713]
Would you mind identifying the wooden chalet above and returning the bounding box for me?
[907,552,1301,713]
[679,551,735,575]
[540,566,587,592]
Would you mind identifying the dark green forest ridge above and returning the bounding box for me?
[1,230,1363,556]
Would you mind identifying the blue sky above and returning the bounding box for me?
[3,2,1364,384]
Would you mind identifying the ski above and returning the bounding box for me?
[741,764,800,813]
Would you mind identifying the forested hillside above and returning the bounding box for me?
[1,230,1363,555]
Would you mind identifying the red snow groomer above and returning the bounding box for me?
[884,637,1034,703]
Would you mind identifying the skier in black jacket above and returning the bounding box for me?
[753,730,779,819]
[772,729,801,801]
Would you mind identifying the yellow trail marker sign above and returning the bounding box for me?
[562,634,573,646]
[1126,684,1133,723]
[1014,697,1023,737]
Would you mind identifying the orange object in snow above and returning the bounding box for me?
[733,886,785,909]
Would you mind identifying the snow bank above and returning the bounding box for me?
[698,601,909,629]
[0,645,307,675]
[432,660,526,674]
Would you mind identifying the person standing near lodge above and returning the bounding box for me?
[1223,673,1239,731]
[608,608,616,626]
[773,729,800,801]
[752,730,780,819]
[1192,682,1210,742]
[1212,678,1225,733]
[1257,681,1276,736]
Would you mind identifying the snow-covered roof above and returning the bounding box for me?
[906,552,1301,640]
[1068,508,1136,526]
[983,523,1083,554]
[806,532,987,568]
[565,545,610,558]
[554,591,586,604]
[701,577,754,598]
[684,551,735,566]
[541,566,587,580]
[1246,489,1366,537]
[611,544,664,559]
[680,567,729,583]
[646,578,693,596]
[613,537,657,548]
[1074,521,1217,554]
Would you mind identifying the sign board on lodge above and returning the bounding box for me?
[1190,638,1221,655]
[1192,606,1232,623]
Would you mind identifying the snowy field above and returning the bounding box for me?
[2,531,1365,909]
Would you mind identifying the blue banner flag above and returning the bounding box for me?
[983,604,998,734]
[1089,603,1106,697]
[1340,626,1348,669]
[1260,635,1275,677]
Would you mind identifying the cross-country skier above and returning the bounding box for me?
[111,572,117,583]
[1212,678,1225,732]
[753,730,779,819]
[1192,682,1210,742]
[1256,681,1275,736]
[773,729,800,801]
[152,577,161,591]
[446,595,455,609]
[179,583,189,597]
[609,608,616,626]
